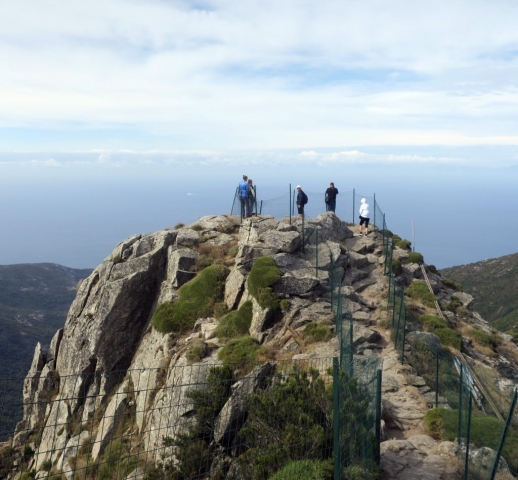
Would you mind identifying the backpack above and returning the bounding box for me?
[302,192,308,205]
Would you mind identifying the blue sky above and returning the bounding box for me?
[1,0,518,168]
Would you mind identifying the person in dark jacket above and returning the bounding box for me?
[325,182,339,213]
[238,175,250,218]
[296,185,307,219]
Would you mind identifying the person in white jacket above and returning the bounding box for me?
[359,198,370,236]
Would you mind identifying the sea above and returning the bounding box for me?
[1,162,517,270]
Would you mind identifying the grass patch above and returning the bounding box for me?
[186,341,209,363]
[304,322,332,343]
[468,327,501,350]
[425,408,518,473]
[406,252,424,265]
[247,257,282,309]
[392,258,402,275]
[153,265,229,334]
[217,301,253,339]
[217,336,261,368]
[406,281,436,308]
[280,299,291,312]
[441,278,463,292]
[419,314,448,332]
[191,224,203,231]
[394,238,411,250]
[427,264,439,275]
[435,328,462,350]
[195,242,237,270]
[174,222,185,229]
[269,459,333,480]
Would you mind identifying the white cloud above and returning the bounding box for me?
[0,1,518,151]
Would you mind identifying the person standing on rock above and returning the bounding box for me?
[325,182,339,213]
[359,197,370,236]
[247,178,256,216]
[296,185,308,219]
[238,175,250,218]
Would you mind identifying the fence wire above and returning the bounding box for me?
[384,238,518,480]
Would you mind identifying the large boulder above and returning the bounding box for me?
[313,212,354,243]
[224,267,246,310]
[167,247,199,287]
[54,230,175,410]
[273,275,320,296]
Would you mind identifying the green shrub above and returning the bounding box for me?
[407,252,424,265]
[186,341,209,363]
[469,327,501,349]
[425,408,518,473]
[217,336,261,368]
[427,264,439,275]
[247,257,282,309]
[269,459,333,480]
[280,299,291,312]
[174,222,185,229]
[42,459,53,471]
[191,224,203,231]
[304,322,332,343]
[419,314,448,332]
[238,367,334,479]
[435,328,462,350]
[441,278,463,292]
[406,281,436,308]
[395,239,411,250]
[228,244,239,258]
[98,439,137,480]
[258,287,280,310]
[217,301,253,339]
[20,472,36,480]
[152,265,229,334]
[213,302,228,319]
[391,258,402,275]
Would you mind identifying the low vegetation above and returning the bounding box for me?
[304,322,332,343]
[425,408,518,473]
[468,327,501,351]
[153,265,229,334]
[419,314,448,332]
[434,328,462,350]
[216,301,253,339]
[441,278,463,292]
[406,281,436,308]
[268,459,332,480]
[406,252,424,265]
[217,336,261,368]
[247,257,282,309]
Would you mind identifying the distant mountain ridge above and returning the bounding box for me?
[0,263,92,438]
[440,252,518,333]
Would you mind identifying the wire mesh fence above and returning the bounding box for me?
[230,185,384,231]
[384,240,518,480]
[0,354,384,480]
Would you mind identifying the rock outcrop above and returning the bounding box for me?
[7,212,518,480]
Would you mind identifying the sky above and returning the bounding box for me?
[1,1,518,268]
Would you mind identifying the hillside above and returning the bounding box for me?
[0,263,92,438]
[441,252,518,333]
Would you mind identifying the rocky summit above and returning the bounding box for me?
[3,213,518,480]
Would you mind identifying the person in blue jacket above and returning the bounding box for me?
[238,175,250,218]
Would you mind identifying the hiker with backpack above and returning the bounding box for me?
[325,182,339,213]
[296,185,308,219]
[238,174,250,218]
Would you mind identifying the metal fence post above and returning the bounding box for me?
[489,389,518,480]
[289,183,292,225]
[315,230,319,278]
[373,193,376,230]
[400,304,407,364]
[375,369,383,465]
[464,392,473,480]
[435,346,439,408]
[333,357,341,480]
[458,364,464,446]
[352,188,355,225]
